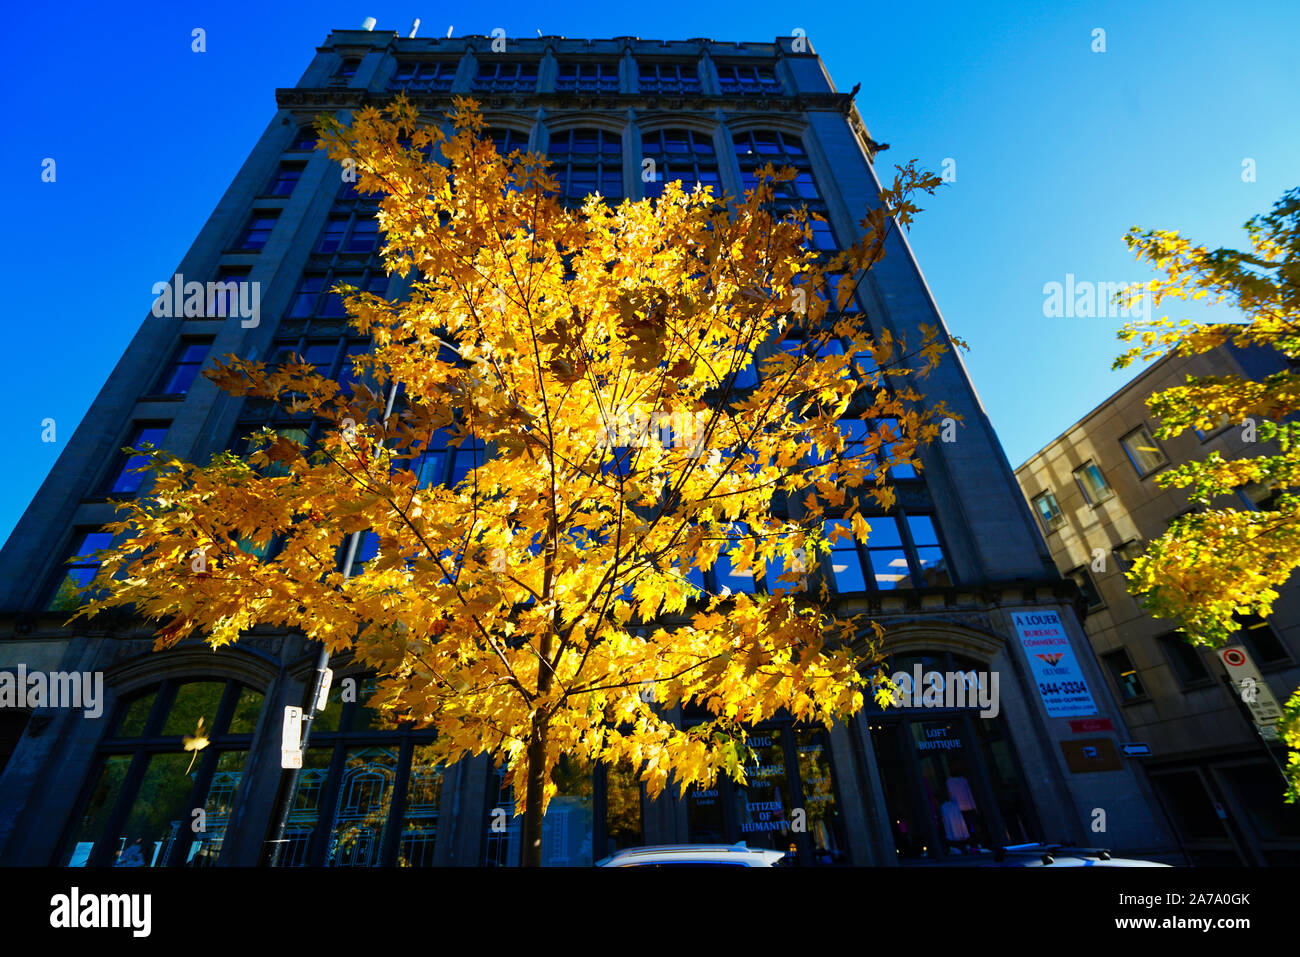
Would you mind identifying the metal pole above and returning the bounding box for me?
[1219,671,1290,789]
[266,379,403,866]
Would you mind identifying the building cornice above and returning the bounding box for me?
[275,87,859,118]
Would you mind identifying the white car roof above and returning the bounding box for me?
[597,843,787,866]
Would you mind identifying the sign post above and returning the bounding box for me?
[1216,644,1288,786]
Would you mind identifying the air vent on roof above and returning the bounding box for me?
[361,16,376,31]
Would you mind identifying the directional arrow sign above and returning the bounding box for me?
[1120,742,1151,757]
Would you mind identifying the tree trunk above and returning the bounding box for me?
[521,707,549,867]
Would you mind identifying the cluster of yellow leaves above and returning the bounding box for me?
[74,96,957,817]
[1115,187,1300,799]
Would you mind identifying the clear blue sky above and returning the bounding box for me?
[4,0,1297,546]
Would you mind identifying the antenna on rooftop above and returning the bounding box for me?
[361,16,377,30]
[409,18,420,37]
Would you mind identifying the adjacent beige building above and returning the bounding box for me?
[1016,343,1300,865]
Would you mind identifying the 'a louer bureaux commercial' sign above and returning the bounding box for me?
[1011,611,1097,718]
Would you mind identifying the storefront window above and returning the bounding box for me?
[60,678,263,867]
[685,779,726,845]
[1150,770,1228,840]
[909,719,989,853]
[483,765,522,866]
[1219,762,1300,841]
[399,744,443,866]
[327,746,399,866]
[278,674,443,867]
[868,720,927,859]
[867,650,1039,861]
[733,730,796,855]
[602,761,644,857]
[680,710,848,865]
[484,755,640,866]
[544,754,594,866]
[793,729,848,864]
[969,715,1038,846]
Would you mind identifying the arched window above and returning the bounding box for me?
[547,128,623,202]
[58,678,265,867]
[867,650,1040,860]
[484,126,530,156]
[732,130,836,250]
[640,129,720,199]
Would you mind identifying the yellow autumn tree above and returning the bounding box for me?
[75,96,959,864]
[1115,186,1300,798]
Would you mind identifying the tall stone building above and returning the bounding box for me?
[0,26,1172,866]
[1016,343,1300,865]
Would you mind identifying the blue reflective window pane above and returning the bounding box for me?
[863,516,903,548]
[907,515,940,548]
[869,549,909,589]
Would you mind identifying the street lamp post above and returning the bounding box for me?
[265,379,402,866]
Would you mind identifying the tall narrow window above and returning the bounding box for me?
[449,429,486,487]
[876,417,917,479]
[823,520,867,592]
[1065,566,1102,608]
[862,517,908,591]
[1072,461,1113,506]
[45,530,114,611]
[1032,491,1064,533]
[907,515,950,586]
[155,339,212,395]
[238,212,278,251]
[104,425,169,495]
[317,217,349,254]
[1101,649,1146,701]
[265,163,304,197]
[713,523,757,594]
[1120,424,1168,477]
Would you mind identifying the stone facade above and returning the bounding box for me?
[0,28,1173,867]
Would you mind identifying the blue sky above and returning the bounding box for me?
[4,0,1297,546]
